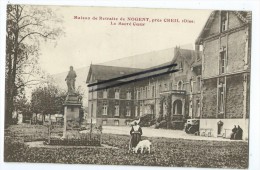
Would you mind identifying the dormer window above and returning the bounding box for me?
[127,91,131,100]
[103,89,107,98]
[220,11,228,32]
[115,89,120,99]
[179,62,183,71]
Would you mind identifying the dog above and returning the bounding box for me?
[134,140,151,154]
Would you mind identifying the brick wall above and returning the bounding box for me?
[202,79,217,118]
[246,74,250,118]
[226,74,244,118]
[227,29,247,72]
[203,39,219,78]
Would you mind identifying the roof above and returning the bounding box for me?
[86,47,201,85]
[172,48,202,67]
[102,47,176,69]
[86,65,143,83]
[196,10,252,45]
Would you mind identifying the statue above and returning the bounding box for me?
[65,66,77,94]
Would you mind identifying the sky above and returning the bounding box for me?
[37,6,212,75]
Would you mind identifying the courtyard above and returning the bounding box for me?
[4,124,248,168]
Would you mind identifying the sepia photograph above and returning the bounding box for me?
[1,2,257,170]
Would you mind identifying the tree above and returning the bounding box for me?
[31,84,66,124]
[14,95,31,123]
[5,5,64,125]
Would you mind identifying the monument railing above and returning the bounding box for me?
[46,123,102,146]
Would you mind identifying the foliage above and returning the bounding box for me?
[14,94,32,122]
[5,4,64,125]
[31,83,66,121]
[4,124,248,168]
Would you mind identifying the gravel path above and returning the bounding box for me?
[102,126,247,142]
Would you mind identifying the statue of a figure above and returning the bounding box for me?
[65,66,77,94]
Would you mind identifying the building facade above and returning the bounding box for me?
[86,10,251,140]
[86,47,202,127]
[196,10,251,139]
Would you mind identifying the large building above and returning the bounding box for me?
[86,10,251,140]
[86,47,202,127]
[196,10,251,139]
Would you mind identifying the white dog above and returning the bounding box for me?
[134,140,151,154]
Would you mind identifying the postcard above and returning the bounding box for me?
[2,2,257,170]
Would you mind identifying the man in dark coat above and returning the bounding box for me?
[230,125,237,140]
[235,125,243,140]
[130,122,142,149]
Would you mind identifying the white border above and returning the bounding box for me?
[0,0,259,170]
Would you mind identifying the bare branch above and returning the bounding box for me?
[18,32,55,44]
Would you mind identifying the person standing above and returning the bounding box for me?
[130,121,142,149]
[235,125,243,140]
[230,125,237,140]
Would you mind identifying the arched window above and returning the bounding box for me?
[177,80,183,90]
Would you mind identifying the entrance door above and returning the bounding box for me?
[173,100,182,115]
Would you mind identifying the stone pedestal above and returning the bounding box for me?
[62,94,82,138]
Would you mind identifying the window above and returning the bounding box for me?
[140,87,143,99]
[135,106,138,117]
[102,103,107,115]
[177,81,183,90]
[196,99,200,117]
[114,105,119,116]
[163,102,167,116]
[190,79,193,93]
[103,89,107,98]
[143,88,145,99]
[159,84,162,93]
[170,82,173,90]
[115,89,120,99]
[138,89,141,100]
[148,86,150,98]
[179,62,183,71]
[140,102,143,116]
[164,83,167,91]
[102,120,107,125]
[126,107,131,116]
[71,106,74,112]
[220,11,228,32]
[219,85,225,113]
[152,86,155,98]
[114,120,119,126]
[145,87,148,98]
[189,101,193,117]
[197,76,201,91]
[220,47,227,74]
[127,91,131,100]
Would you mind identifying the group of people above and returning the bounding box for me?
[230,125,243,140]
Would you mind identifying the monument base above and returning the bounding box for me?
[62,93,82,138]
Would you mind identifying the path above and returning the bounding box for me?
[102,126,246,142]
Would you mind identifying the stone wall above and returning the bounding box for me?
[202,39,219,78]
[227,29,247,72]
[226,74,244,118]
[202,78,217,118]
